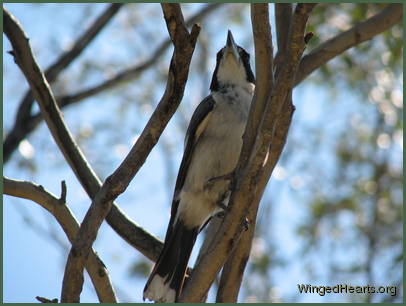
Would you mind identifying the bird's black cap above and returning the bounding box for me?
[210,31,255,91]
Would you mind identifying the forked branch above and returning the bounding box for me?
[4,7,163,266]
[4,3,124,162]
[295,3,402,85]
[4,177,117,303]
[179,3,315,302]
[60,4,200,302]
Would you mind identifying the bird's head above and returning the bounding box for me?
[210,30,255,92]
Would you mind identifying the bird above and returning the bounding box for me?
[143,30,255,303]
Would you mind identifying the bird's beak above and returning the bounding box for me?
[224,30,239,61]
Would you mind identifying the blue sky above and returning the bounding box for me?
[3,3,402,303]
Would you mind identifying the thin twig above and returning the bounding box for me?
[3,7,164,264]
[56,3,222,107]
[4,3,224,163]
[4,177,117,303]
[295,3,402,85]
[3,7,154,301]
[59,4,200,302]
[4,3,124,162]
[59,180,67,204]
[36,296,59,303]
[3,5,224,262]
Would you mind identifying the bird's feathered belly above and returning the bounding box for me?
[144,31,256,303]
[177,92,251,228]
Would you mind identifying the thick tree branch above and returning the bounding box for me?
[275,4,293,51]
[3,177,117,303]
[237,4,274,175]
[274,3,293,70]
[215,200,257,302]
[215,4,318,300]
[216,94,296,303]
[3,3,124,162]
[215,3,275,302]
[295,3,402,85]
[60,4,200,302]
[217,6,314,300]
[180,3,315,302]
[214,9,402,296]
[4,3,223,163]
[4,7,165,265]
[215,4,298,300]
[222,96,296,303]
[181,3,273,301]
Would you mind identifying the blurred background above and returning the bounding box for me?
[3,3,403,303]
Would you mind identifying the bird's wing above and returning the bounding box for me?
[145,96,217,301]
[144,96,216,301]
[167,95,216,225]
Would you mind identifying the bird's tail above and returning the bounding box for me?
[143,220,198,303]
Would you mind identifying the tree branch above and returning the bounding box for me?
[217,5,314,302]
[295,3,402,85]
[4,3,223,163]
[211,7,402,298]
[36,296,59,303]
[215,3,275,302]
[274,3,293,70]
[180,3,315,302]
[181,3,273,301]
[59,4,200,302]
[275,4,293,51]
[3,3,124,162]
[54,3,223,108]
[4,7,165,266]
[215,206,257,302]
[215,4,303,300]
[237,3,274,176]
[4,177,117,303]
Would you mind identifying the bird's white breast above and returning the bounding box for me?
[176,86,254,228]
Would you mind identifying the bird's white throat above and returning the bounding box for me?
[216,56,254,94]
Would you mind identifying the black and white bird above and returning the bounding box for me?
[143,30,255,303]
